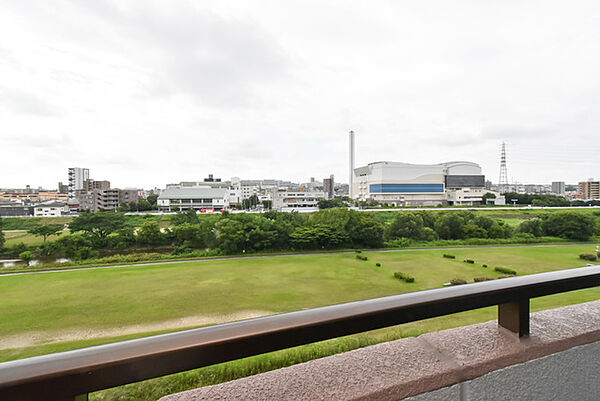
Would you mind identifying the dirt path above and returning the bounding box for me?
[0,310,273,350]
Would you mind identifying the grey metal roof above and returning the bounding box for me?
[158,187,229,199]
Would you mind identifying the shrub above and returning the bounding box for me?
[494,266,517,275]
[393,272,415,283]
[384,238,413,248]
[450,278,467,285]
[356,254,368,261]
[172,246,192,255]
[482,264,488,268]
[579,253,598,261]
[473,276,494,282]
[375,263,381,267]
[443,254,456,259]
[463,259,475,264]
[19,251,34,266]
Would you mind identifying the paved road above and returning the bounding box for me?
[1,242,595,277]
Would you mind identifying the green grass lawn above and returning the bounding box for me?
[3,231,49,246]
[1,244,597,343]
[1,244,599,400]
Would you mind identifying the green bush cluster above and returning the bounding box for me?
[356,255,368,261]
[516,212,598,240]
[375,262,381,267]
[393,272,415,283]
[494,266,517,275]
[384,211,512,242]
[450,278,467,285]
[463,259,475,264]
[473,277,494,282]
[579,253,598,261]
[443,254,456,259]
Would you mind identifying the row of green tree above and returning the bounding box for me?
[1,209,598,260]
[502,192,600,207]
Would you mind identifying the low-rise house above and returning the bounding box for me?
[272,190,325,210]
[33,201,70,217]
[157,186,230,212]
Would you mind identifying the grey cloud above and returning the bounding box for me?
[481,126,558,141]
[72,2,289,107]
[5,133,71,149]
[0,86,60,117]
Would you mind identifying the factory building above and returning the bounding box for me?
[352,161,493,206]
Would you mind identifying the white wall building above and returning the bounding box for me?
[272,191,325,210]
[68,167,89,199]
[34,201,69,217]
[157,187,230,212]
[229,177,261,205]
[352,161,491,206]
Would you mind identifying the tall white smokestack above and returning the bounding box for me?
[349,130,355,198]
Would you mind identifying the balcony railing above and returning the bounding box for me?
[1,265,599,401]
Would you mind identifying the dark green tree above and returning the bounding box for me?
[434,214,466,240]
[171,208,200,226]
[248,194,260,208]
[481,192,496,204]
[463,223,488,238]
[137,198,152,211]
[541,212,596,240]
[147,194,159,207]
[385,213,426,241]
[27,224,63,243]
[68,212,126,240]
[19,251,33,266]
[0,217,4,249]
[136,222,166,246]
[172,222,214,248]
[516,219,544,237]
[289,224,349,249]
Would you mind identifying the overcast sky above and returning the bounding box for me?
[1,0,599,189]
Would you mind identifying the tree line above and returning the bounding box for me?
[1,208,599,261]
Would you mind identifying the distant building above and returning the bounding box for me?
[323,175,334,199]
[34,201,69,217]
[83,179,111,192]
[229,178,261,205]
[79,188,139,212]
[551,182,566,196]
[352,161,487,206]
[57,182,69,194]
[578,180,600,200]
[0,203,32,217]
[272,190,325,210]
[68,167,89,199]
[157,187,230,212]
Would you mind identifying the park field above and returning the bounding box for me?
[2,244,598,343]
[3,230,48,246]
[1,244,600,401]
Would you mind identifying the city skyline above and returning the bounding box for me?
[2,1,600,188]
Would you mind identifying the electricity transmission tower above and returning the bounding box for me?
[498,142,509,193]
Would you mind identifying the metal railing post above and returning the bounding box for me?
[498,298,530,337]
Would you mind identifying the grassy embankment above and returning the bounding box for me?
[0,244,598,400]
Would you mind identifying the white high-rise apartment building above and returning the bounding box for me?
[68,167,89,199]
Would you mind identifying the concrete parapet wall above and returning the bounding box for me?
[160,300,600,401]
